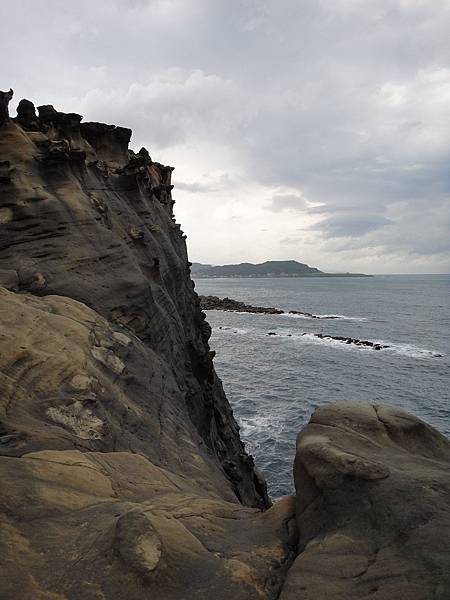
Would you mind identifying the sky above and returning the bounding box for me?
[1,0,450,273]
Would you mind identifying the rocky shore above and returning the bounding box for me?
[265,332,390,350]
[1,90,449,599]
[200,295,284,314]
[308,333,389,350]
[200,294,340,318]
[202,296,390,350]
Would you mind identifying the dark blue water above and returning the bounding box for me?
[194,275,450,499]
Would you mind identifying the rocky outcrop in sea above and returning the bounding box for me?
[200,294,340,318]
[200,295,284,314]
[1,90,449,599]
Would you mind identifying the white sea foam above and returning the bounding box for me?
[281,312,367,321]
[383,342,443,359]
[217,326,249,335]
[239,414,286,451]
[206,308,366,320]
[239,414,273,435]
[318,314,368,322]
[299,333,443,359]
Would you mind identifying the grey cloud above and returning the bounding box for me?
[266,194,307,212]
[173,172,240,194]
[2,0,450,271]
[175,181,215,193]
[314,214,393,238]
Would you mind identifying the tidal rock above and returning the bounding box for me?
[309,333,390,350]
[199,295,344,319]
[200,295,284,314]
[280,402,450,600]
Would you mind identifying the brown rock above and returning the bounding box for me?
[0,88,13,127]
[280,402,450,600]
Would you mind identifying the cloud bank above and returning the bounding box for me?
[2,0,450,273]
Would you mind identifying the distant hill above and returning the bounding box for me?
[191,260,371,278]
[191,262,214,273]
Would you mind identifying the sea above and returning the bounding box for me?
[194,274,450,500]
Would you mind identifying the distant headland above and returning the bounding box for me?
[191,260,372,278]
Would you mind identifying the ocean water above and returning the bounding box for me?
[194,275,450,500]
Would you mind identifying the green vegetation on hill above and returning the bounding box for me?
[191,260,371,278]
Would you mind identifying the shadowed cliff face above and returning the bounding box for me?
[0,91,269,509]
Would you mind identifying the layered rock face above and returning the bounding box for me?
[0,91,268,508]
[1,90,449,599]
[0,91,301,600]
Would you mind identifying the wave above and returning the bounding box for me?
[207,307,367,321]
[281,312,367,322]
[382,342,444,359]
[299,333,443,358]
[215,325,444,359]
[217,326,249,334]
[239,414,286,451]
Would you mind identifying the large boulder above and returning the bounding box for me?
[281,402,450,599]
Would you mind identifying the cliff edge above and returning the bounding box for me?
[1,90,299,600]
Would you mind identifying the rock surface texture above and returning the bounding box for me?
[0,95,300,600]
[0,93,449,599]
[280,402,450,600]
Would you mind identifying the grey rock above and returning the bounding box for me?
[280,402,450,600]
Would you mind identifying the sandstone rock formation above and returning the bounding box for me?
[0,95,301,599]
[0,93,449,599]
[280,402,450,600]
[0,94,267,509]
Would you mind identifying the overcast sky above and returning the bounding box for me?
[2,0,450,273]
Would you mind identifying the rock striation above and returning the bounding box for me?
[0,92,301,600]
[0,92,267,508]
[0,91,449,599]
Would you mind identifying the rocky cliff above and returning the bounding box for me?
[0,90,449,600]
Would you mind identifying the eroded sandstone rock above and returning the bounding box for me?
[0,98,291,598]
[280,402,450,600]
[0,97,267,509]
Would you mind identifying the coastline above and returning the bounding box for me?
[1,93,449,599]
